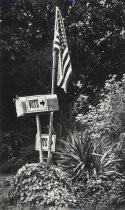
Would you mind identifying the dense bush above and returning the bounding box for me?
[0,128,39,174]
[9,163,79,208]
[8,163,125,209]
[74,75,125,176]
[82,174,125,210]
[0,145,39,174]
[76,75,125,147]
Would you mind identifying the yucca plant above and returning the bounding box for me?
[56,130,94,181]
[92,142,121,180]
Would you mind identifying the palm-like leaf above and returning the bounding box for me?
[56,130,93,181]
[56,130,121,181]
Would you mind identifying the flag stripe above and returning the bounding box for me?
[53,7,72,92]
[54,41,60,46]
[63,54,70,74]
[61,65,72,92]
[60,62,71,87]
[62,47,68,60]
[62,66,72,92]
[63,52,68,68]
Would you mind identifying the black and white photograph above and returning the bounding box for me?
[0,0,125,209]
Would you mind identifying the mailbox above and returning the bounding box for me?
[15,94,59,117]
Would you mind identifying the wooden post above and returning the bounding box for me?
[47,7,58,164]
[47,112,53,163]
[36,115,44,163]
[47,50,57,164]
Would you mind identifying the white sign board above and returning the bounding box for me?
[26,95,47,113]
[15,94,59,117]
[35,134,56,152]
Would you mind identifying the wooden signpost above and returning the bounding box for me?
[36,115,43,163]
[15,6,72,165]
[15,94,59,117]
[15,94,59,163]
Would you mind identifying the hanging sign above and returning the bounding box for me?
[35,134,56,152]
[15,94,59,117]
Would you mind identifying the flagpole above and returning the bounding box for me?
[47,7,58,164]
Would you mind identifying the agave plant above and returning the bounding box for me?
[56,130,94,181]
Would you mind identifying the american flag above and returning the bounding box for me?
[53,7,72,93]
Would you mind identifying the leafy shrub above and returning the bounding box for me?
[7,162,125,209]
[74,75,125,180]
[76,75,125,147]
[83,174,125,209]
[117,133,125,174]
[92,142,121,179]
[9,163,80,208]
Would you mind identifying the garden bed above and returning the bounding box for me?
[2,163,124,210]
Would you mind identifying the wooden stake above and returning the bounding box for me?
[36,115,44,163]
